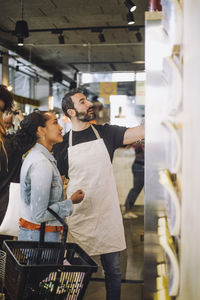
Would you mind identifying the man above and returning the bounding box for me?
[3,111,15,134]
[53,88,144,300]
[3,110,24,134]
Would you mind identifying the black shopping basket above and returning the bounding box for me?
[3,208,98,300]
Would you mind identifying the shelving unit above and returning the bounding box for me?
[144,1,183,298]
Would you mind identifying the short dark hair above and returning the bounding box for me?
[62,88,84,118]
[0,85,13,112]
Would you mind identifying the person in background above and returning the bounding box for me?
[0,85,25,248]
[2,111,14,134]
[53,88,145,300]
[15,111,84,242]
[123,142,144,219]
[3,110,24,134]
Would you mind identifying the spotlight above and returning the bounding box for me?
[127,12,135,25]
[124,0,136,12]
[58,34,65,44]
[136,31,142,42]
[14,0,29,46]
[15,20,29,38]
[98,32,105,43]
[17,37,24,46]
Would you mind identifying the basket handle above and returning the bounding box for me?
[39,208,68,245]
[39,222,46,244]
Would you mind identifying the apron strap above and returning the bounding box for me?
[69,124,101,147]
[69,129,73,147]
[91,124,101,139]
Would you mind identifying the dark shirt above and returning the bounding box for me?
[132,143,144,170]
[0,135,22,224]
[53,123,127,178]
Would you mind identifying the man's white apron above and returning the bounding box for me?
[66,125,126,256]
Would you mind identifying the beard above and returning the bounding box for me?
[75,108,96,122]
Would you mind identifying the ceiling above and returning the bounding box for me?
[0,0,148,85]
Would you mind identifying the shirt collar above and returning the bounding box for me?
[34,143,56,163]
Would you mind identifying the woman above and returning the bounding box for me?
[15,111,84,242]
[0,85,24,248]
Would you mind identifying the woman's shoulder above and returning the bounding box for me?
[23,146,47,163]
[22,148,53,174]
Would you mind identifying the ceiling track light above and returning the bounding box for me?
[136,31,142,42]
[127,12,135,25]
[58,34,65,44]
[14,0,29,46]
[15,20,29,38]
[17,37,24,46]
[98,32,105,43]
[124,0,136,12]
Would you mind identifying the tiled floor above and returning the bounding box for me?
[85,281,143,300]
[84,205,144,300]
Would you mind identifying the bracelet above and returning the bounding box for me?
[136,139,145,144]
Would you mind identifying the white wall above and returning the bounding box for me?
[179,1,200,299]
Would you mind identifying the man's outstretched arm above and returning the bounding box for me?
[123,123,145,145]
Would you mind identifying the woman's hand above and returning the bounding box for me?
[70,189,85,204]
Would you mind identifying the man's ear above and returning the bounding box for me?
[67,108,75,118]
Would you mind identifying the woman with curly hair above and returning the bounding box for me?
[16,111,84,242]
[0,86,84,245]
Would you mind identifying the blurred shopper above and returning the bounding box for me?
[123,143,144,219]
[53,88,145,300]
[0,85,25,248]
[3,111,14,134]
[16,111,84,242]
[3,110,24,134]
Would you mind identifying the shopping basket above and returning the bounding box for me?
[3,208,98,300]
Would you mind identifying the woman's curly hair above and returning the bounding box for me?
[0,85,13,112]
[14,111,50,153]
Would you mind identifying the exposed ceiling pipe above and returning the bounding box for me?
[26,42,144,47]
[0,25,144,34]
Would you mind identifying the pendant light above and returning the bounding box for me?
[14,0,29,46]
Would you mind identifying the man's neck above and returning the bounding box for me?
[71,119,91,131]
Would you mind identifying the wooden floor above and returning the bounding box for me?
[85,205,144,300]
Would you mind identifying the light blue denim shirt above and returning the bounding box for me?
[20,143,73,226]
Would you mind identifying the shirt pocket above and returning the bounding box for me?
[50,176,62,200]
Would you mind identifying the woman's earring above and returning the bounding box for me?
[42,135,45,141]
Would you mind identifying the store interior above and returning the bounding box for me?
[1,1,200,300]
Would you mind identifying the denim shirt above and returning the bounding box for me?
[20,143,73,226]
